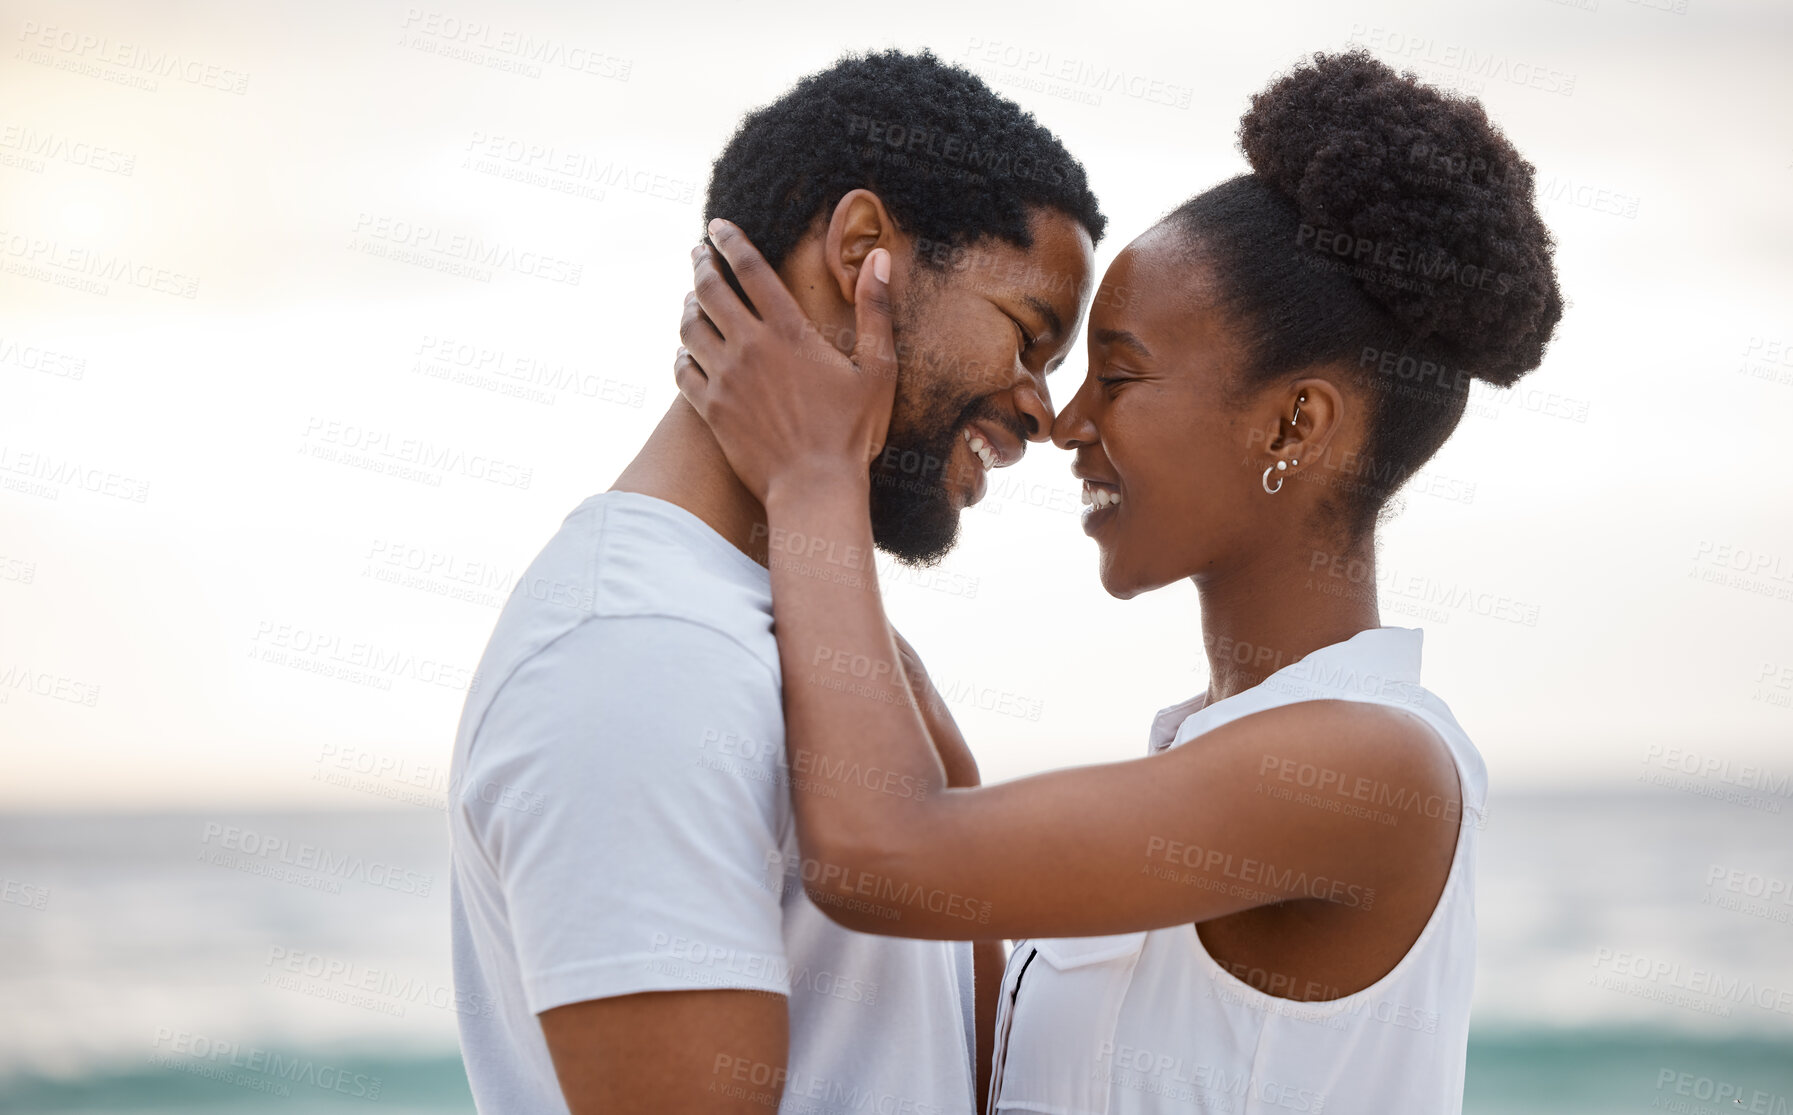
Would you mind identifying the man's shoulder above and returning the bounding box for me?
[575,491,772,622]
[451,576,788,826]
[498,491,777,667]
[453,493,780,760]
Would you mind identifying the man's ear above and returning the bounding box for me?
[824,189,903,305]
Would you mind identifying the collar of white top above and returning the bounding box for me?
[1148,625,1425,753]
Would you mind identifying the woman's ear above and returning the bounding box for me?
[1272,376,1349,467]
[824,189,902,304]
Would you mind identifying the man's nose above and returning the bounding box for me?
[1013,378,1054,443]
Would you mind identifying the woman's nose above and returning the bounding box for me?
[1052,382,1096,450]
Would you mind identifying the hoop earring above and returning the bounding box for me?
[1262,457,1299,495]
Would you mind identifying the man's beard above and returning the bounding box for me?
[870,387,1021,566]
[867,398,970,567]
[864,287,1025,566]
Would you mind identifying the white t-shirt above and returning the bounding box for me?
[449,491,978,1114]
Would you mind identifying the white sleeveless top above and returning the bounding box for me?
[988,626,1486,1115]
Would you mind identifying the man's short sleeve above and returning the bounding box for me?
[460,614,791,1014]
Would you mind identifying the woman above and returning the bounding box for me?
[675,51,1561,1114]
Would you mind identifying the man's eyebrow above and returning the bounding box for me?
[1020,295,1063,341]
[1094,328,1152,358]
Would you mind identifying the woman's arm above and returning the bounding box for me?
[891,627,1001,1112]
[760,481,1458,940]
[677,221,1462,941]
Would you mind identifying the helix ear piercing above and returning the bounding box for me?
[1262,392,1306,495]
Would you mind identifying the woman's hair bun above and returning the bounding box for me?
[1238,50,1562,387]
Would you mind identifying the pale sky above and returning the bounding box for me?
[1,0,1789,808]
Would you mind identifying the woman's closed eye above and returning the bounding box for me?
[1095,372,1137,395]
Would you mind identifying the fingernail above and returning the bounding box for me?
[871,249,890,283]
[707,218,724,237]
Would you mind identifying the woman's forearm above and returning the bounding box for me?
[762,477,950,893]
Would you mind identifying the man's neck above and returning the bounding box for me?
[609,398,770,567]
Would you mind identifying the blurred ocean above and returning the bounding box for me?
[2,788,1789,1113]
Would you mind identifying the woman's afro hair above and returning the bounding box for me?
[1239,49,1562,386]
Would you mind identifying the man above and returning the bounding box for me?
[448,48,1104,1113]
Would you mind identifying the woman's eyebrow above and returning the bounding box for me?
[1094,327,1152,359]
